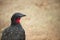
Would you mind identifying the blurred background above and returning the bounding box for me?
[0,0,60,40]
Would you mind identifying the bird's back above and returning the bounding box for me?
[1,25,25,40]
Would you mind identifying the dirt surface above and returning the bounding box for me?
[0,0,60,40]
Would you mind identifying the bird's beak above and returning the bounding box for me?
[21,14,26,17]
[20,14,26,17]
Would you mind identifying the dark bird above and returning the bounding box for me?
[1,12,26,40]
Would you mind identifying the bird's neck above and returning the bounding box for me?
[11,23,22,29]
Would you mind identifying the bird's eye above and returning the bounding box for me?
[17,17,20,19]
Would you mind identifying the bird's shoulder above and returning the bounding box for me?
[2,26,12,35]
[2,26,25,35]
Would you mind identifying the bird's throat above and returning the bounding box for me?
[16,18,21,24]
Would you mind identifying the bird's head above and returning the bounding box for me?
[11,12,26,25]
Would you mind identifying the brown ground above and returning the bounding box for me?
[0,0,60,40]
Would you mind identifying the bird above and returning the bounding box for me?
[1,12,26,40]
